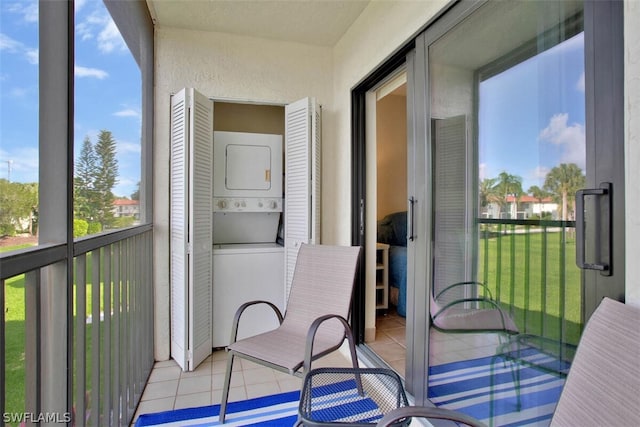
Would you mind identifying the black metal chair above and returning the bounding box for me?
[297,367,409,427]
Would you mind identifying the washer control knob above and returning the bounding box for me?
[234,201,240,208]
[270,200,278,209]
[218,200,227,209]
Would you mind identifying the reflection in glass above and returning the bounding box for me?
[428,2,584,425]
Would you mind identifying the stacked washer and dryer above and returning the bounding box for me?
[212,131,285,348]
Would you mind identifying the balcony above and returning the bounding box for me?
[478,218,582,346]
[1,225,154,426]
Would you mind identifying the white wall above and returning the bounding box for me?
[625,0,640,307]
[326,0,448,245]
[153,27,332,360]
[153,0,640,359]
[329,0,640,312]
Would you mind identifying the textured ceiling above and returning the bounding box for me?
[146,0,370,47]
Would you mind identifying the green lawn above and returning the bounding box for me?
[2,244,108,418]
[479,228,583,344]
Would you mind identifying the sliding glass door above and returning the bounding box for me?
[406,1,624,425]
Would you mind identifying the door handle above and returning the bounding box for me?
[408,197,416,242]
[575,182,611,275]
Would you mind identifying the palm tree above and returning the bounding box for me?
[543,163,586,221]
[495,171,523,219]
[479,177,499,216]
[528,185,551,218]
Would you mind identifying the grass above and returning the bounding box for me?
[2,243,108,419]
[478,227,583,344]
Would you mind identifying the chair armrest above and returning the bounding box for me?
[435,280,494,301]
[432,297,512,331]
[229,300,284,345]
[303,314,354,373]
[376,405,487,427]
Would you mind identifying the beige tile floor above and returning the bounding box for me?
[368,308,506,378]
[132,349,353,424]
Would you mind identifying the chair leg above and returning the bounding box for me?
[344,328,363,395]
[219,351,235,423]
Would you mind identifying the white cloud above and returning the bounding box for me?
[532,165,550,180]
[114,109,141,119]
[526,166,551,187]
[76,9,126,54]
[25,48,38,65]
[539,113,586,169]
[478,163,487,181]
[117,141,141,155]
[74,0,88,14]
[97,19,126,54]
[6,1,38,24]
[0,33,38,64]
[0,33,21,52]
[576,71,585,93]
[75,65,109,79]
[10,87,28,98]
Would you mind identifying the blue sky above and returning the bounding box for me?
[479,32,585,192]
[1,0,141,198]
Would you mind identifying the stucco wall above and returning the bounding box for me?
[153,0,640,360]
[326,0,448,245]
[153,27,332,360]
[625,0,640,307]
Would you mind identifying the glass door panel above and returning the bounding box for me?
[428,2,584,425]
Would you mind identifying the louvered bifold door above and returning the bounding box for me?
[170,88,190,370]
[188,89,213,370]
[170,88,213,371]
[284,98,321,299]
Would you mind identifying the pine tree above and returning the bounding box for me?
[93,130,119,228]
[74,136,98,221]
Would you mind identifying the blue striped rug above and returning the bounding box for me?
[429,348,570,427]
[134,378,383,426]
[134,391,300,426]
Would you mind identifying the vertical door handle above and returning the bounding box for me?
[575,182,612,275]
[408,197,416,242]
[359,199,365,237]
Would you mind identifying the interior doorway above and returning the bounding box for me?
[363,72,408,376]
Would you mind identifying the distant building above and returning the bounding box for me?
[484,195,558,220]
[113,198,140,219]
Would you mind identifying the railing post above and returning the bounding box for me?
[24,271,41,421]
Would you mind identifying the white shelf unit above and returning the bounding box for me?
[376,243,390,310]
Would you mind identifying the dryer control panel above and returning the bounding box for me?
[213,197,282,212]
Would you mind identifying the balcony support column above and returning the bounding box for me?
[39,0,74,423]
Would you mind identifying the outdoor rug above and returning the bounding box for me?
[134,390,300,426]
[135,377,385,426]
[429,348,571,427]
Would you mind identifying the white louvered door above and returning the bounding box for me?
[284,98,321,299]
[432,115,470,303]
[170,89,189,370]
[170,88,213,371]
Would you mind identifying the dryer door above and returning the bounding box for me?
[226,144,272,190]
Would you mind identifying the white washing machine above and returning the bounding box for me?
[212,243,284,348]
[211,131,285,348]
